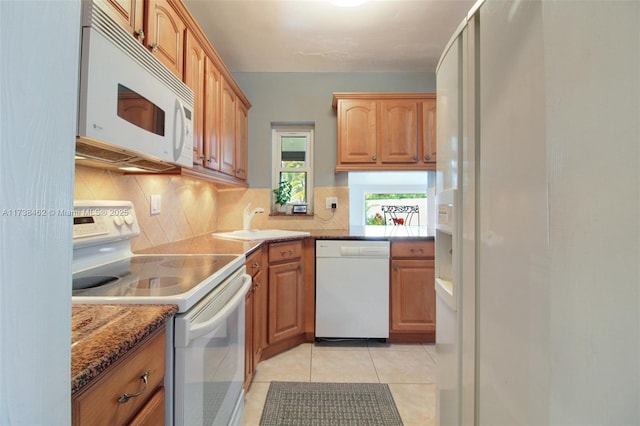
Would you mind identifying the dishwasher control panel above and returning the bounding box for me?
[316,240,390,258]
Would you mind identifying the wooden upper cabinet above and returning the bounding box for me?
[333,92,436,171]
[203,57,221,171]
[145,0,185,77]
[219,78,237,176]
[235,101,249,180]
[379,99,419,163]
[422,99,437,164]
[337,100,377,164]
[184,30,205,166]
[217,78,249,180]
[96,0,144,41]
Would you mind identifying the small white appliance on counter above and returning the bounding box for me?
[72,200,251,426]
[315,240,390,339]
[76,1,194,172]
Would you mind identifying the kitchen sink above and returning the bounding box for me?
[213,229,310,241]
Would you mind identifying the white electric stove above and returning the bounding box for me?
[72,200,250,425]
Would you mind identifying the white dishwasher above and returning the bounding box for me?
[315,240,390,339]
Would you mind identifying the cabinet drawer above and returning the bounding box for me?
[268,240,303,263]
[246,248,264,277]
[72,328,166,426]
[391,240,434,258]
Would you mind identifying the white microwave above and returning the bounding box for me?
[76,2,194,172]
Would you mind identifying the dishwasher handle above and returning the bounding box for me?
[340,246,389,257]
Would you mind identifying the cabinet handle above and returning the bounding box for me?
[251,262,260,269]
[410,248,425,254]
[199,155,205,160]
[413,155,418,161]
[118,370,150,403]
[150,43,159,52]
[298,264,304,271]
[372,155,377,161]
[280,249,293,257]
[425,154,431,161]
[134,29,145,41]
[393,264,399,270]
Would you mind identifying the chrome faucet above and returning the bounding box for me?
[243,203,265,230]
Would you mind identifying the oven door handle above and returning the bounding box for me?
[184,274,252,343]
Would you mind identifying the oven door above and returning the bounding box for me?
[173,267,251,426]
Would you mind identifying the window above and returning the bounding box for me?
[272,125,314,212]
[349,171,435,228]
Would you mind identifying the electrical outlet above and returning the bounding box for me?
[150,195,161,215]
[325,197,338,209]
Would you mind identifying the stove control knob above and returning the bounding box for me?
[124,214,135,226]
[113,216,124,227]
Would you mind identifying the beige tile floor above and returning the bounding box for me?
[242,340,437,426]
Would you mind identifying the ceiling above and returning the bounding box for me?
[183,0,475,73]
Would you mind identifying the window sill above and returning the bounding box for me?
[269,212,315,217]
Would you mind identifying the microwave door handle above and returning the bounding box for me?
[184,274,252,343]
[174,98,186,162]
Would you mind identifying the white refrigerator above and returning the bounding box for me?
[435,1,640,425]
[434,6,478,426]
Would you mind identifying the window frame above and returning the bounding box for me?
[271,125,314,212]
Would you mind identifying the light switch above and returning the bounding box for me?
[150,195,161,215]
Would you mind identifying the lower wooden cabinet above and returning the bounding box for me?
[244,246,267,390]
[389,240,436,342]
[256,240,306,360]
[72,327,166,426]
[267,240,304,343]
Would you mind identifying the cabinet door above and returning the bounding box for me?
[235,101,248,180]
[252,269,266,368]
[203,57,221,170]
[145,0,185,78]
[244,285,254,390]
[268,261,304,344]
[96,0,144,41]
[422,99,437,164]
[390,259,435,332]
[184,30,205,166]
[219,78,237,176]
[337,99,377,164]
[379,99,418,163]
[128,386,165,426]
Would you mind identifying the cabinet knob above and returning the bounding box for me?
[393,264,399,270]
[372,155,377,161]
[134,29,145,41]
[252,262,260,269]
[150,43,159,52]
[413,155,418,161]
[425,154,431,161]
[298,264,304,271]
[118,370,150,403]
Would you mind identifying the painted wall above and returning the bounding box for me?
[0,1,80,423]
[232,72,436,188]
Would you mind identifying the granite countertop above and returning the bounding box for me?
[71,304,178,394]
[310,226,434,240]
[138,227,433,256]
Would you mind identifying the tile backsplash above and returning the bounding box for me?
[74,165,349,251]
